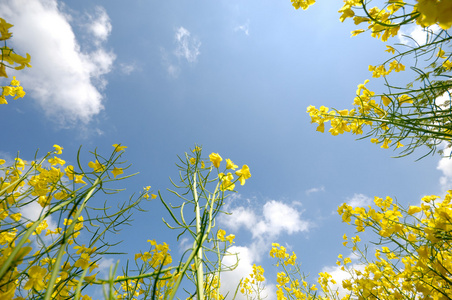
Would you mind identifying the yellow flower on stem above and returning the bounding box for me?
[235,165,251,185]
[217,229,226,241]
[74,174,86,184]
[111,167,123,178]
[209,153,222,168]
[88,160,105,173]
[226,159,238,170]
[225,234,235,244]
[112,144,127,152]
[53,144,63,154]
[24,266,47,291]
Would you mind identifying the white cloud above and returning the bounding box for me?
[86,6,112,44]
[437,146,452,195]
[221,246,253,300]
[346,193,372,208]
[397,24,441,46]
[119,62,136,75]
[234,21,250,36]
[221,246,274,300]
[221,206,257,232]
[0,0,115,125]
[305,186,325,195]
[220,198,310,261]
[161,27,201,78]
[174,27,201,63]
[254,200,309,237]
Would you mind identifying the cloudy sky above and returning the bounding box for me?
[1,0,450,298]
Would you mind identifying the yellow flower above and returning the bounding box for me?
[24,266,47,291]
[53,144,63,154]
[235,165,251,185]
[48,156,66,166]
[0,18,13,41]
[189,157,196,164]
[226,159,238,170]
[10,213,21,221]
[0,64,7,78]
[219,172,235,191]
[437,48,446,59]
[385,45,396,54]
[88,160,106,172]
[381,138,391,149]
[74,174,86,184]
[398,94,413,105]
[381,96,391,106]
[111,167,123,178]
[443,60,452,70]
[112,144,127,152]
[407,206,422,215]
[217,229,226,241]
[209,153,222,168]
[351,29,365,37]
[225,234,235,244]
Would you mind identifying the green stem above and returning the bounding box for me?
[194,172,205,300]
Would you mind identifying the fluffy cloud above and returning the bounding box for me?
[162,26,201,78]
[220,246,254,299]
[86,6,112,44]
[218,196,309,300]
[346,193,372,208]
[220,197,310,260]
[254,200,309,237]
[0,0,115,125]
[174,27,201,63]
[221,246,274,300]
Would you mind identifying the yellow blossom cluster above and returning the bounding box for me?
[268,243,323,300]
[290,0,315,10]
[306,77,415,149]
[200,152,251,191]
[217,228,235,244]
[297,0,452,155]
[0,18,31,104]
[261,191,452,300]
[335,0,452,41]
[335,190,452,299]
[240,264,266,299]
[203,275,224,300]
[0,144,156,300]
[416,0,452,29]
[135,239,173,268]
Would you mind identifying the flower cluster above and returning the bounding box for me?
[208,152,251,191]
[290,0,315,10]
[216,228,235,244]
[297,0,452,156]
[0,18,30,105]
[335,191,452,299]
[0,144,156,300]
[240,264,266,299]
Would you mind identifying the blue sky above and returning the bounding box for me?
[1,0,451,298]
